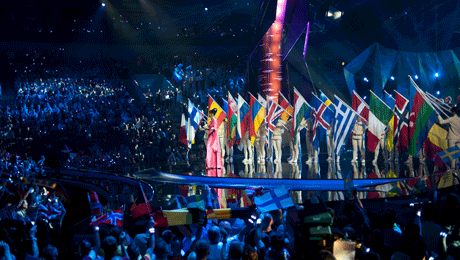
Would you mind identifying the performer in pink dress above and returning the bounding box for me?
[206,108,223,204]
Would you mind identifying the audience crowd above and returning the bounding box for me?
[3,51,460,260]
[2,178,460,260]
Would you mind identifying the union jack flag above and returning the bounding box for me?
[266,98,285,133]
[90,208,123,227]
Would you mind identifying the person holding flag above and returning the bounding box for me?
[351,117,366,172]
[237,94,252,164]
[206,108,223,178]
[437,105,460,169]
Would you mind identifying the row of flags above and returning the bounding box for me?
[86,184,296,227]
[180,81,458,169]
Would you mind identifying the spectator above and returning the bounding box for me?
[194,239,210,260]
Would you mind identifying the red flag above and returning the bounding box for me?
[90,208,123,227]
[179,112,188,146]
[130,201,152,219]
[352,90,369,124]
[394,91,409,152]
[150,210,168,227]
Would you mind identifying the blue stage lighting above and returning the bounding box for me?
[204,7,208,11]
[414,75,419,80]
[363,77,369,82]
[363,96,367,100]
[102,2,105,7]
[390,76,395,81]
[436,90,440,95]
[435,72,439,77]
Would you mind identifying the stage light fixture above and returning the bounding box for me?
[436,90,440,95]
[363,96,367,100]
[325,6,343,25]
[435,72,439,77]
[390,76,395,81]
[363,77,369,82]
[204,7,208,11]
[102,2,105,7]
[414,75,419,80]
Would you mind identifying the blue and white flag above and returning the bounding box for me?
[254,186,295,213]
[333,95,358,157]
[187,100,204,149]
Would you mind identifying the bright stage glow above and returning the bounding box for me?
[102,3,105,7]
[390,76,395,81]
[414,75,419,80]
[363,96,367,100]
[363,77,369,82]
[204,7,208,11]
[436,90,441,95]
[435,72,439,77]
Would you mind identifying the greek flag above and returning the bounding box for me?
[333,95,357,156]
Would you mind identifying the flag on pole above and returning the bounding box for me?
[208,95,227,129]
[438,145,460,164]
[90,208,123,227]
[258,94,268,109]
[333,95,358,157]
[352,90,369,124]
[293,88,312,143]
[425,91,452,119]
[237,94,250,141]
[187,100,204,149]
[266,97,285,133]
[408,77,435,157]
[311,94,332,150]
[367,91,394,153]
[278,91,293,122]
[249,94,266,146]
[320,90,335,114]
[424,123,448,168]
[179,109,188,147]
[227,93,238,147]
[254,186,295,213]
[394,90,409,152]
[384,92,396,152]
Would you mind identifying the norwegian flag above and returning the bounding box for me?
[352,90,369,124]
[266,98,285,133]
[38,203,62,220]
[87,191,103,217]
[90,208,123,227]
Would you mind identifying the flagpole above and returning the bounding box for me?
[311,92,334,113]
[408,75,437,112]
[207,94,226,116]
[424,91,451,118]
[353,90,369,108]
[369,90,398,116]
[425,93,450,118]
[139,182,153,221]
[319,90,337,109]
[383,90,396,101]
